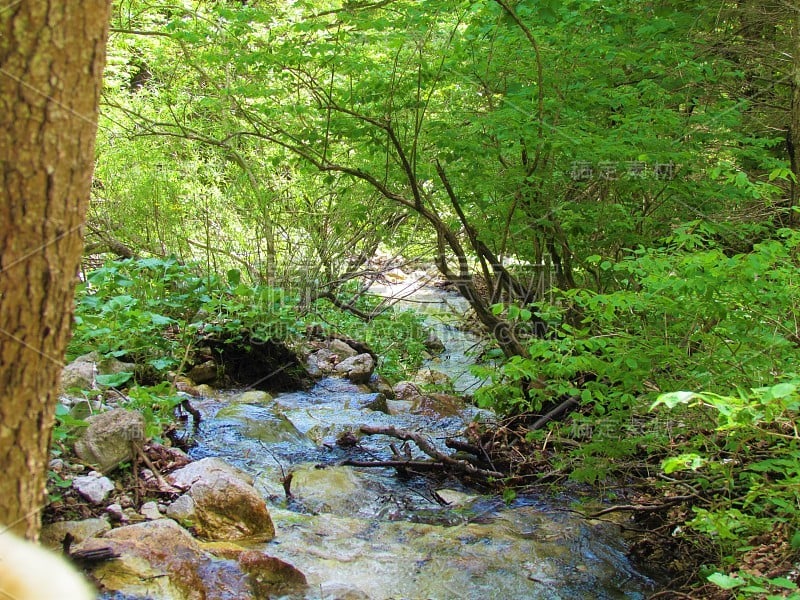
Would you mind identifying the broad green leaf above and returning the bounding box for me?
[707,573,745,590]
[95,372,134,388]
[662,453,705,474]
[651,391,695,410]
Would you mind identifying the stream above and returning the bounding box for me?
[188,273,657,599]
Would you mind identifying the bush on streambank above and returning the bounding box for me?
[69,257,429,385]
[649,383,800,599]
[469,227,800,597]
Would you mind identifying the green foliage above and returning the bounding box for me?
[478,227,800,416]
[122,383,184,441]
[70,258,301,375]
[71,258,427,384]
[653,382,800,597]
[51,403,89,447]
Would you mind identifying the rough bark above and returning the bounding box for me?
[0,1,110,539]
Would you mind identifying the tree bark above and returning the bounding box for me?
[0,1,110,539]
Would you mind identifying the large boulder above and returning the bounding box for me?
[334,353,375,384]
[74,409,146,471]
[41,517,111,551]
[75,520,244,600]
[168,457,254,488]
[167,457,275,542]
[328,339,358,359]
[61,351,135,391]
[77,519,307,599]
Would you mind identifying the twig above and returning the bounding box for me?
[134,444,181,493]
[359,425,504,479]
[529,397,579,432]
[587,496,693,519]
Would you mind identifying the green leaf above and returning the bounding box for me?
[227,269,242,287]
[707,572,745,590]
[651,391,695,410]
[95,372,133,388]
[150,313,174,326]
[149,357,174,371]
[662,453,705,474]
[768,577,798,590]
[790,530,800,549]
[768,382,796,399]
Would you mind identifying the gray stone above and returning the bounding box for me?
[60,351,136,391]
[364,393,388,413]
[140,501,163,520]
[73,472,115,505]
[186,360,218,384]
[393,381,423,400]
[167,457,254,489]
[74,409,145,471]
[334,353,375,384]
[329,339,358,359]
[310,348,338,373]
[106,503,126,523]
[385,400,415,415]
[368,375,395,398]
[165,493,196,523]
[305,353,323,378]
[231,390,273,404]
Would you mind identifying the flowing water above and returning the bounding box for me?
[187,273,658,599]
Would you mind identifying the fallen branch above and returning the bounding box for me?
[445,438,497,471]
[529,396,579,432]
[359,425,504,480]
[587,496,693,519]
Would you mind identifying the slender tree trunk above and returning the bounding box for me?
[790,2,800,226]
[0,1,110,539]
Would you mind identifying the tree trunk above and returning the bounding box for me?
[790,2,800,226]
[0,1,110,539]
